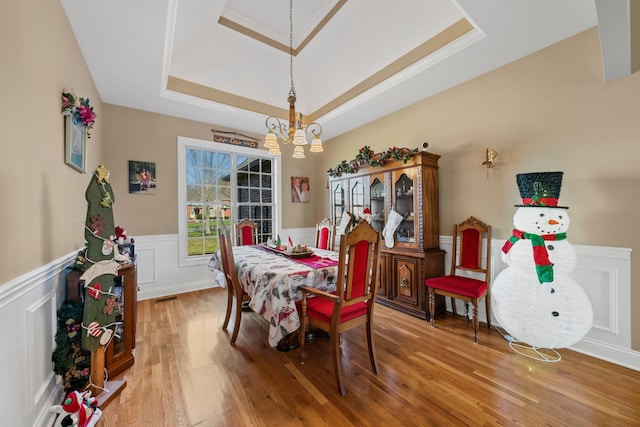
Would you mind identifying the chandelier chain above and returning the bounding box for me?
[289,0,295,97]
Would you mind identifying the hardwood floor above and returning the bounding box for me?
[98,287,640,426]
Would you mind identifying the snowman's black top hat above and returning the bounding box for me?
[515,171,568,208]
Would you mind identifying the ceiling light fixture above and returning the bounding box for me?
[264,0,323,159]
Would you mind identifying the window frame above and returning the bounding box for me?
[177,136,281,267]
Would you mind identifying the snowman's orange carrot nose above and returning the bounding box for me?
[549,219,559,225]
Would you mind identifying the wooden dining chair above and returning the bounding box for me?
[425,216,492,343]
[314,217,335,250]
[298,221,382,396]
[235,218,258,246]
[218,226,247,344]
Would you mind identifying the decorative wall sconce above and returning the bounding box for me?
[482,149,498,168]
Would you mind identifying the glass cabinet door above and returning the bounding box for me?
[369,175,386,233]
[393,170,416,245]
[350,178,365,219]
[331,181,345,228]
[112,273,126,356]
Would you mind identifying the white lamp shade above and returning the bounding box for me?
[309,136,323,152]
[264,131,278,148]
[268,144,281,155]
[292,145,305,159]
[293,128,307,145]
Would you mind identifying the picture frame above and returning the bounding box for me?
[291,176,310,203]
[64,114,87,173]
[128,160,157,194]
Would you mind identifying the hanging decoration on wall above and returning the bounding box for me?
[211,129,259,148]
[62,89,96,173]
[326,146,420,177]
[482,149,498,168]
[61,89,97,136]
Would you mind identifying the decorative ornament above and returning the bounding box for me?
[492,171,593,354]
[61,89,97,138]
[87,283,102,300]
[327,146,420,177]
[101,239,114,255]
[100,191,113,208]
[65,318,81,339]
[79,260,120,284]
[94,164,110,184]
[50,389,102,427]
[99,328,114,346]
[89,214,105,236]
[87,322,102,337]
[103,296,117,315]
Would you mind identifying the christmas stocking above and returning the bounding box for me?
[383,210,403,248]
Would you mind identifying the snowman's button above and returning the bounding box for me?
[547,244,555,250]
[552,311,559,317]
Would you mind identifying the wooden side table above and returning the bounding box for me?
[105,262,137,377]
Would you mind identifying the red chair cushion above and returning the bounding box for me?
[300,294,367,324]
[426,275,487,298]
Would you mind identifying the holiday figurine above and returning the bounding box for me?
[492,172,593,349]
[49,390,102,427]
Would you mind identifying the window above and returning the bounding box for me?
[178,136,281,266]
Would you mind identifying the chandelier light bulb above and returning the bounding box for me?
[264,130,278,149]
[292,145,305,159]
[309,135,324,152]
[293,128,307,145]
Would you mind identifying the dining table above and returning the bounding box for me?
[208,244,339,348]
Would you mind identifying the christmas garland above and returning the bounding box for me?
[52,300,91,394]
[326,146,419,177]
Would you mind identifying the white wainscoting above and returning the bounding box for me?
[0,233,636,426]
[0,253,68,427]
[439,235,638,370]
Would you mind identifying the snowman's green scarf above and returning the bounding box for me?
[502,229,567,284]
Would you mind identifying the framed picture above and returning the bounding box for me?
[64,115,87,173]
[291,176,310,203]
[129,160,156,194]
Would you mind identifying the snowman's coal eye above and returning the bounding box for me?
[558,215,563,220]
[552,311,559,317]
[539,213,545,217]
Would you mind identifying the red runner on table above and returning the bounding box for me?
[254,245,338,269]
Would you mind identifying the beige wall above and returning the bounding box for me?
[321,28,640,348]
[0,1,104,284]
[101,105,324,234]
[2,2,638,349]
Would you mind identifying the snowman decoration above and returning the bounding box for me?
[492,172,593,352]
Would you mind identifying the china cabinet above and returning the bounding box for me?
[328,151,445,318]
[105,262,138,377]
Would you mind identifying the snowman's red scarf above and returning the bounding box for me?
[502,229,567,284]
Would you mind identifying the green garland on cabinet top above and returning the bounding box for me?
[326,146,419,177]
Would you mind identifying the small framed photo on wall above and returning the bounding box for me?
[291,176,310,203]
[129,161,156,194]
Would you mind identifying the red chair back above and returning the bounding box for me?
[314,217,335,250]
[235,218,258,246]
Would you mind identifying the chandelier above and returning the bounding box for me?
[264,0,323,159]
